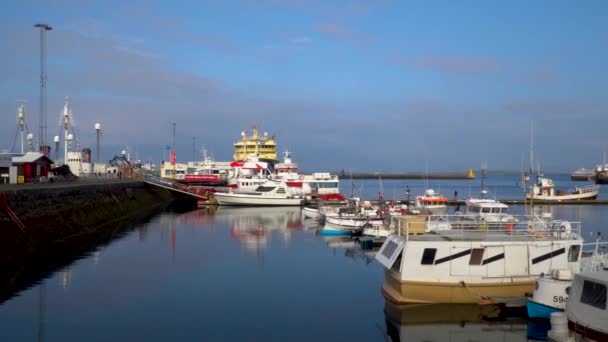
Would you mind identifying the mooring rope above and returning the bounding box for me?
[0,192,26,232]
[460,281,496,305]
[104,183,120,204]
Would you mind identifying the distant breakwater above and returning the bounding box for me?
[344,172,474,180]
[0,180,196,297]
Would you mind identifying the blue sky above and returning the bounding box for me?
[1,0,607,172]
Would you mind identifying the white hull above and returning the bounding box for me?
[214,192,303,206]
[325,216,383,229]
[531,274,571,311]
[526,190,598,202]
[363,226,392,237]
[302,207,320,218]
[376,218,584,304]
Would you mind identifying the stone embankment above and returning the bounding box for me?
[0,180,186,264]
[0,180,195,302]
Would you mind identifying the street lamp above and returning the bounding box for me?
[34,23,52,151]
[95,123,101,162]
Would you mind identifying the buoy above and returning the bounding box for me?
[547,312,569,341]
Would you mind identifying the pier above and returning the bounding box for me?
[367,199,608,206]
[345,172,475,180]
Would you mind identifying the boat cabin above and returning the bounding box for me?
[566,272,608,340]
[464,200,509,214]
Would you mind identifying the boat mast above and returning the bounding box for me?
[480,167,486,199]
[18,103,26,154]
[529,121,534,178]
[62,97,71,164]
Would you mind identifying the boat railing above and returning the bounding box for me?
[392,214,582,241]
[571,184,600,192]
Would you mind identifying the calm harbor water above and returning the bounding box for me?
[1,176,607,341]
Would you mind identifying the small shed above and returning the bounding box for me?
[0,153,20,184]
[12,152,54,183]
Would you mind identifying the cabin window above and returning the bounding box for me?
[568,245,581,262]
[468,207,480,213]
[481,208,491,213]
[421,248,437,265]
[255,186,275,192]
[469,248,485,265]
[580,280,607,310]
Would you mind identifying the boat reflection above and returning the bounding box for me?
[213,207,303,252]
[384,301,529,341]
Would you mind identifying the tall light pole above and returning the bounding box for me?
[34,23,52,153]
[172,122,176,152]
[95,123,101,162]
[53,136,60,161]
[192,136,195,161]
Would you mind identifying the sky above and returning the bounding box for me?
[0,0,607,172]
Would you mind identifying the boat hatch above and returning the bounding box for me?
[375,235,406,269]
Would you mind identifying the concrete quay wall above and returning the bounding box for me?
[0,180,178,264]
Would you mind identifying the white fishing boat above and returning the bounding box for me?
[454,198,518,227]
[325,215,384,229]
[302,206,320,219]
[571,168,595,181]
[414,189,448,215]
[527,177,599,202]
[214,180,303,206]
[274,150,345,201]
[526,269,573,320]
[362,225,393,237]
[564,271,608,341]
[376,217,583,304]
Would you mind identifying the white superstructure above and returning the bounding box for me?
[214,180,303,206]
[454,198,518,226]
[376,217,583,304]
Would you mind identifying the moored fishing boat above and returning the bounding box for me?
[526,177,599,202]
[526,270,572,320]
[454,198,518,228]
[414,189,448,215]
[570,168,595,181]
[302,206,320,219]
[596,164,608,184]
[274,150,345,201]
[376,217,583,305]
[564,272,608,341]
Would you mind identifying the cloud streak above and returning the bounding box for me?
[313,22,376,46]
[392,55,499,76]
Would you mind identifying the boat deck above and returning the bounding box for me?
[404,230,578,242]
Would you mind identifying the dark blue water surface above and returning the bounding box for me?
[1,175,607,341]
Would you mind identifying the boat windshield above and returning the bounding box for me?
[255,186,275,192]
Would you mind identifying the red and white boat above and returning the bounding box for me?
[274,150,345,202]
[228,157,273,192]
[414,189,448,214]
[176,150,232,186]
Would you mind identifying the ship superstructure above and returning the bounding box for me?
[233,125,277,163]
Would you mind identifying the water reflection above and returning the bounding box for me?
[384,302,529,341]
[217,207,302,252]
